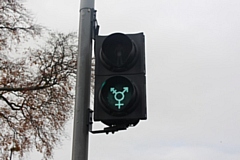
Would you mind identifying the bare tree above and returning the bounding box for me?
[0,0,84,159]
[0,32,78,159]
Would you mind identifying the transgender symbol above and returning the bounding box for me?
[110,87,129,109]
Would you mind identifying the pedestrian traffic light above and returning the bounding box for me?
[94,32,146,127]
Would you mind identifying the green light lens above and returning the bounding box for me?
[100,76,134,112]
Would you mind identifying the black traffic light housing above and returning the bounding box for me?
[94,32,146,127]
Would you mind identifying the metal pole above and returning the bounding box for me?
[72,0,94,160]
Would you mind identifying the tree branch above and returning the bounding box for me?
[0,94,22,110]
[0,83,56,92]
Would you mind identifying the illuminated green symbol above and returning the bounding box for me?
[110,87,129,109]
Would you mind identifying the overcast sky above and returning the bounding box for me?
[23,0,240,159]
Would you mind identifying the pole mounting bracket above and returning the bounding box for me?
[91,9,99,40]
[88,109,128,134]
